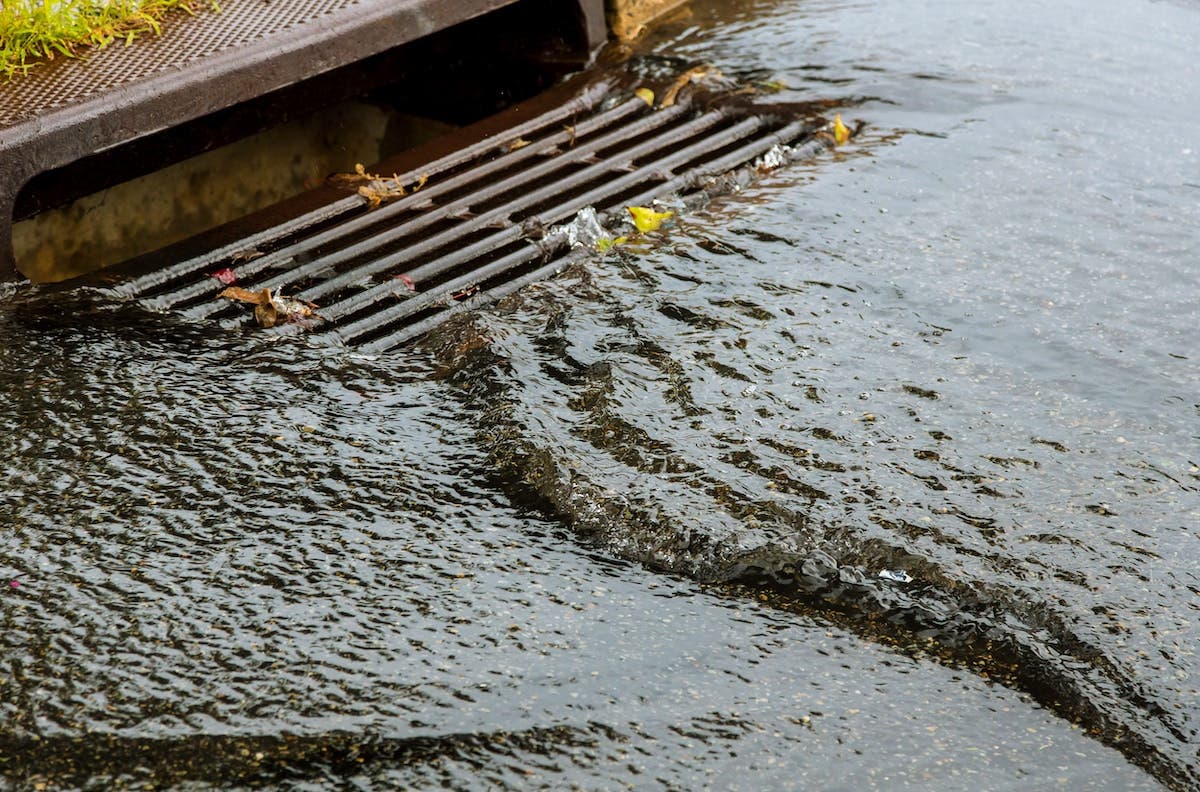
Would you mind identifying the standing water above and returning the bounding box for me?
[2,0,1197,789]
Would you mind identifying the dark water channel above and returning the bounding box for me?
[3,0,1198,788]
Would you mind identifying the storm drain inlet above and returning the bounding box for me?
[110,78,834,352]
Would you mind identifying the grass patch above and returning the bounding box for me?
[0,0,213,79]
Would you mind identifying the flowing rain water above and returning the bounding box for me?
[2,0,1198,788]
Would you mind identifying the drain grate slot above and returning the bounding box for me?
[111,78,830,350]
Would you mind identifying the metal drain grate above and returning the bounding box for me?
[110,79,831,352]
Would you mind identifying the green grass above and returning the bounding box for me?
[0,0,211,78]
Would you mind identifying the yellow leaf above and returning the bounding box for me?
[833,113,850,146]
[635,88,655,107]
[596,236,628,252]
[627,206,673,234]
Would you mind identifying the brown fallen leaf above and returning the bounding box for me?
[329,164,429,208]
[218,286,269,305]
[218,286,317,328]
[255,299,278,328]
[660,66,711,108]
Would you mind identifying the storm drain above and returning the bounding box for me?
[109,78,832,352]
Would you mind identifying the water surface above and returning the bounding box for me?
[3,0,1198,788]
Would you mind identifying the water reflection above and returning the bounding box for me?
[469,0,1198,784]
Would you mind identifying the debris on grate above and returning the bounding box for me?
[106,73,847,352]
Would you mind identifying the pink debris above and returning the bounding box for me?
[394,273,417,292]
[211,267,238,285]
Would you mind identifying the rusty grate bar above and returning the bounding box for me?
[112,80,825,350]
